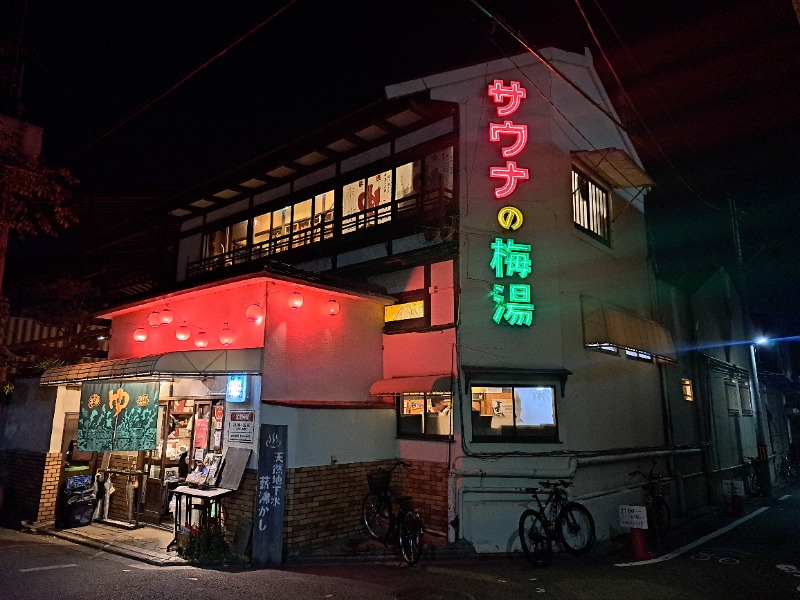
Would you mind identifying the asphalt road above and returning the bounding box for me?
[2,486,799,600]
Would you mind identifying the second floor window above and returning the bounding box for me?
[572,170,610,244]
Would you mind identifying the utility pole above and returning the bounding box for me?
[729,197,771,495]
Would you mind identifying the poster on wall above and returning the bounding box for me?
[77,382,159,452]
[227,410,255,443]
[252,424,287,567]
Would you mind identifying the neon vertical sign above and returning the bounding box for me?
[487,80,534,327]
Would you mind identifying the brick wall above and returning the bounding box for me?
[281,458,449,550]
[392,459,449,533]
[0,449,48,523]
[221,469,256,546]
[37,453,63,523]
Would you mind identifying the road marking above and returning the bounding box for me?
[615,506,769,567]
[778,494,792,501]
[20,563,79,573]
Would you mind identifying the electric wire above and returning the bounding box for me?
[587,0,726,212]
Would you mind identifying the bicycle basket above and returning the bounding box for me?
[367,470,392,494]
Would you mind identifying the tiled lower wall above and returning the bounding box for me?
[0,449,62,524]
[218,459,450,553]
[282,458,449,550]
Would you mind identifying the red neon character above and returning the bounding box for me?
[489,121,528,157]
[490,161,529,199]
[488,80,526,116]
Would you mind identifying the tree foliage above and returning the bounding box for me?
[0,128,77,239]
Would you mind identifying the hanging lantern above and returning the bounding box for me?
[194,330,210,348]
[133,327,148,343]
[326,299,340,316]
[147,310,161,327]
[175,322,191,341]
[245,303,264,323]
[219,323,235,346]
[288,291,304,309]
[160,307,174,325]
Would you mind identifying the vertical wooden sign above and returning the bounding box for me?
[251,424,287,567]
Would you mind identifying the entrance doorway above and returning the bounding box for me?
[139,398,225,524]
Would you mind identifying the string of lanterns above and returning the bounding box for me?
[133,294,340,345]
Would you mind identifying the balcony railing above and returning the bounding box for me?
[186,187,454,278]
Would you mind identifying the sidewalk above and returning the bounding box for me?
[18,483,789,568]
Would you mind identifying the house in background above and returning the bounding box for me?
[2,48,794,558]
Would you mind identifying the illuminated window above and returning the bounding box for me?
[397,393,452,438]
[342,170,393,233]
[681,378,694,402]
[471,385,558,442]
[572,170,610,244]
[203,219,248,264]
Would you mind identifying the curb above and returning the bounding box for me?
[21,521,189,567]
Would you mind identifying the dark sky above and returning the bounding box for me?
[2,0,799,338]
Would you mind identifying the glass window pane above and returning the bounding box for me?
[395,161,421,200]
[516,387,556,428]
[204,229,227,258]
[342,180,363,233]
[424,147,454,196]
[293,199,313,248]
[253,212,272,246]
[367,170,392,224]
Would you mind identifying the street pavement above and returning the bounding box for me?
[11,478,797,568]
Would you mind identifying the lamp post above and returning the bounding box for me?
[731,197,771,494]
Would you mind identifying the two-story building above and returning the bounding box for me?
[24,48,759,557]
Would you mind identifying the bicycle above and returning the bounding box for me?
[362,461,424,565]
[628,462,671,546]
[778,452,800,481]
[518,479,595,567]
[743,456,762,497]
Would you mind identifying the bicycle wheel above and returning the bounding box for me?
[398,511,423,565]
[649,496,671,546]
[362,493,393,541]
[746,471,761,497]
[518,509,553,567]
[555,502,595,555]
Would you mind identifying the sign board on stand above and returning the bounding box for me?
[252,424,287,567]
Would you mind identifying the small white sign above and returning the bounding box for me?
[619,504,649,529]
[722,479,745,496]
[227,410,255,443]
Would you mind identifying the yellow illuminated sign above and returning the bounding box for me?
[385,301,425,322]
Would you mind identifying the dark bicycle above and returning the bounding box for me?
[518,479,595,567]
[628,462,671,546]
[362,461,424,565]
[743,456,762,497]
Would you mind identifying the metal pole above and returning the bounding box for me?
[730,198,771,494]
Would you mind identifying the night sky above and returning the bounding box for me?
[2,0,799,338]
